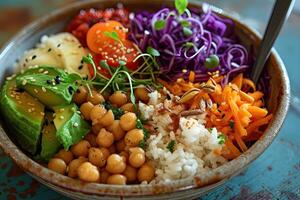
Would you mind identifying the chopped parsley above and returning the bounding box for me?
[167,140,176,153]
[217,134,226,145]
[102,102,124,120]
[229,120,235,129]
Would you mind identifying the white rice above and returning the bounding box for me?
[138,90,227,183]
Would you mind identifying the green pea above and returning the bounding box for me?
[204,54,220,69]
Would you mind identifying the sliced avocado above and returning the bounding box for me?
[16,74,78,108]
[0,76,45,154]
[39,112,61,161]
[53,103,90,149]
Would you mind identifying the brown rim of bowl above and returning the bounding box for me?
[0,0,290,197]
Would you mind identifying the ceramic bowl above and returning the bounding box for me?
[0,0,290,199]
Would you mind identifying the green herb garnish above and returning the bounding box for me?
[154,20,166,30]
[167,140,176,153]
[229,120,235,129]
[204,54,220,69]
[146,46,160,57]
[103,31,124,47]
[175,0,188,15]
[180,20,190,27]
[217,134,226,145]
[183,27,193,36]
[139,139,146,149]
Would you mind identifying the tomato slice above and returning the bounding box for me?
[95,39,140,70]
[87,20,127,54]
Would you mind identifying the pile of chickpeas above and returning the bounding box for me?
[47,86,155,185]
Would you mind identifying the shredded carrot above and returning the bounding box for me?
[159,73,271,159]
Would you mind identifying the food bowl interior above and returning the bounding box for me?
[0,0,290,199]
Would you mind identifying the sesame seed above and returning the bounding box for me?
[59,108,64,112]
[47,48,52,52]
[73,122,79,127]
[32,55,37,60]
[38,68,44,73]
[60,116,64,120]
[182,69,187,73]
[53,113,56,117]
[53,87,58,90]
[57,43,61,48]
[28,109,32,113]
[22,80,27,85]
[34,89,38,93]
[43,71,49,74]
[40,112,45,116]
[6,76,13,80]
[42,87,46,92]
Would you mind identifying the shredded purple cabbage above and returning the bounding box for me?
[129,7,252,84]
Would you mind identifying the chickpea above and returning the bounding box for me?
[119,151,129,162]
[107,120,125,141]
[120,103,134,112]
[98,110,114,127]
[48,158,67,174]
[88,147,106,167]
[124,129,144,147]
[77,162,100,182]
[116,140,126,152]
[106,154,126,174]
[134,87,150,103]
[92,123,103,135]
[67,157,87,178]
[54,149,73,164]
[100,169,110,183]
[129,152,145,168]
[99,147,110,160]
[84,133,97,147]
[108,144,117,154]
[129,147,145,155]
[107,174,127,185]
[109,91,128,107]
[90,105,107,124]
[137,163,155,182]
[120,112,137,131]
[73,86,88,105]
[123,165,137,183]
[96,128,114,148]
[87,90,105,105]
[80,102,94,120]
[70,140,91,157]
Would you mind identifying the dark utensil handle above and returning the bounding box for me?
[251,0,295,84]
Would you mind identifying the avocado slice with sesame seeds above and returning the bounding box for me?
[0,76,45,154]
[53,103,90,150]
[38,112,61,161]
[15,72,79,108]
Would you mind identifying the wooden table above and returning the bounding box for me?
[0,0,299,199]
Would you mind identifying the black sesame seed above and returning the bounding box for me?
[68,86,74,95]
[25,58,28,62]
[78,65,83,70]
[46,80,52,84]
[78,45,82,48]
[58,54,62,57]
[15,88,24,93]
[32,55,37,60]
[47,48,52,52]
[80,60,84,64]
[54,76,61,84]
[15,59,19,63]
[57,44,61,47]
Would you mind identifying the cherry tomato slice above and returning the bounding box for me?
[96,40,140,70]
[87,20,127,54]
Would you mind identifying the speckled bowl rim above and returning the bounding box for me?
[0,0,290,197]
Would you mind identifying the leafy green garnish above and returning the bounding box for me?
[205,54,220,69]
[103,102,125,120]
[81,54,97,81]
[175,0,188,15]
[180,20,190,27]
[146,46,160,57]
[167,140,176,153]
[154,20,166,30]
[229,120,235,129]
[217,134,226,145]
[139,139,146,149]
[103,31,124,47]
[183,27,193,36]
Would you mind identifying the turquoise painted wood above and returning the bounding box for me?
[0,0,299,199]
